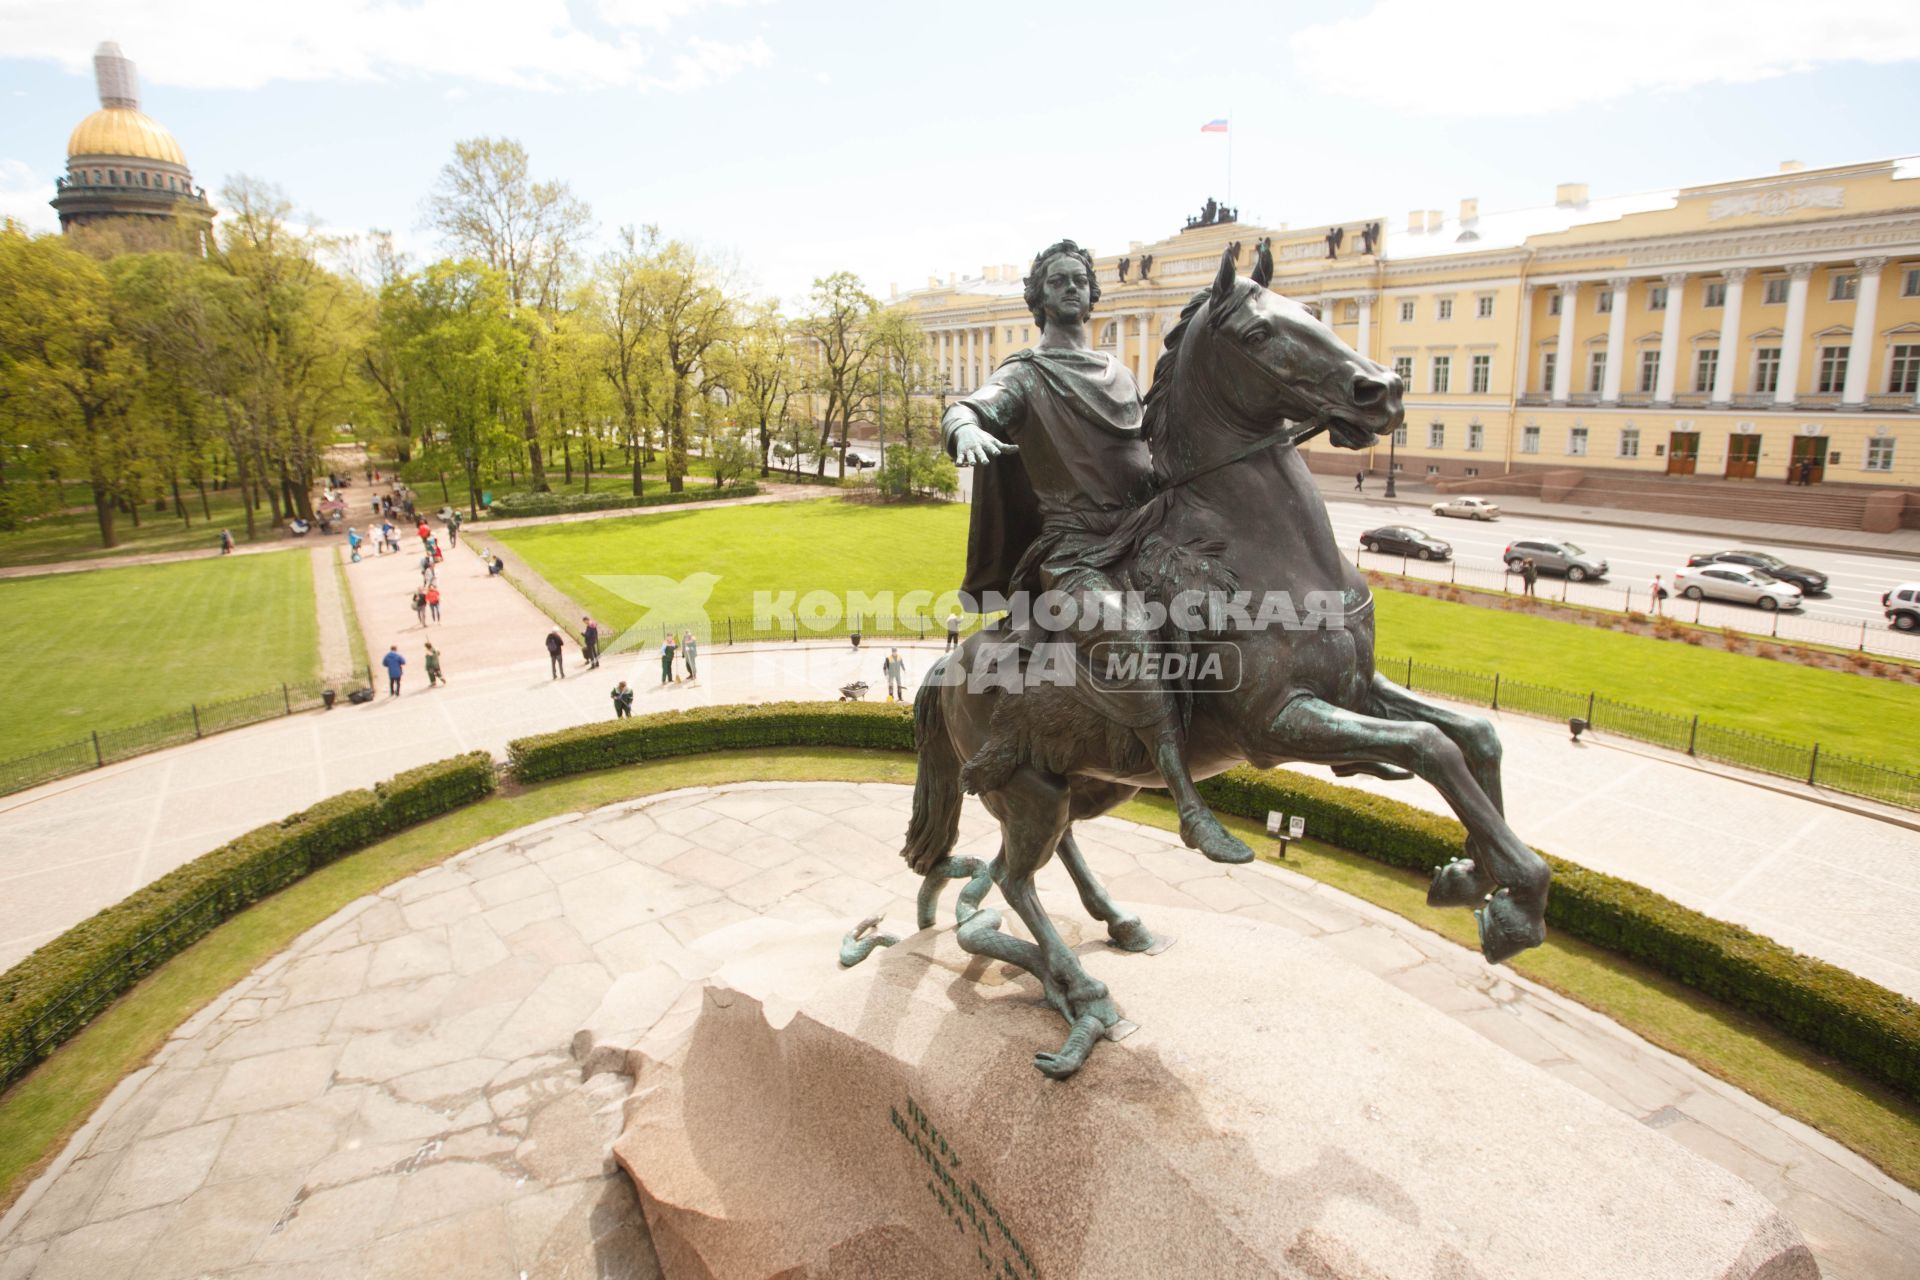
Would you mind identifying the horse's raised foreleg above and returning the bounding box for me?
[1056,828,1161,953]
[1263,695,1549,964]
[1362,672,1509,908]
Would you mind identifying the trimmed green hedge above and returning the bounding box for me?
[486,483,759,519]
[508,700,912,784]
[1198,767,1920,1100]
[0,752,496,1093]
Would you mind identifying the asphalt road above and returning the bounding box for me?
[1322,496,1920,660]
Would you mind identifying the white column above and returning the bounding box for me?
[979,326,991,382]
[1600,276,1629,403]
[1132,314,1148,386]
[962,328,975,391]
[1513,285,1534,396]
[1842,258,1886,405]
[1550,281,1579,403]
[1710,269,1745,404]
[1654,272,1685,404]
[1774,263,1813,405]
[1356,294,1374,362]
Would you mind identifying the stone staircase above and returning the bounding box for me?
[1550,473,1893,530]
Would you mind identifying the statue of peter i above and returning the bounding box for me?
[940,239,1253,864]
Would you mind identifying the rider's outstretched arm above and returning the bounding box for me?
[942,376,1024,466]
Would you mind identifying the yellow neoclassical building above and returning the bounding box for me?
[894,158,1920,530]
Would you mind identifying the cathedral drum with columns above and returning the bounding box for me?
[49,42,215,251]
[898,164,1920,532]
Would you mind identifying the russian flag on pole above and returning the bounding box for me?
[1200,118,1229,133]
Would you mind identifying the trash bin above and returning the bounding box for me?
[322,688,337,710]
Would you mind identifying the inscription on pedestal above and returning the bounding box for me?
[889,1093,1040,1278]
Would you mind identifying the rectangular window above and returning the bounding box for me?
[1704,281,1726,308]
[1568,427,1588,456]
[1431,355,1451,393]
[1588,351,1608,393]
[1467,423,1484,451]
[1754,347,1781,393]
[1392,423,1408,446]
[1890,344,1920,395]
[1343,301,1359,323]
[1866,437,1896,472]
[1548,293,1563,316]
[1428,422,1446,448]
[1639,350,1661,394]
[1470,354,1491,393]
[1437,298,1453,321]
[1392,355,1413,385]
[1830,273,1858,302]
[1476,295,1494,319]
[1648,285,1668,311]
[1399,299,1415,322]
[1904,268,1920,298]
[1619,428,1640,458]
[1541,351,1557,392]
[1694,348,1719,393]
[1596,290,1613,314]
[1816,346,1849,394]
[1006,327,1014,341]
[1521,425,1540,454]
[1763,277,1789,305]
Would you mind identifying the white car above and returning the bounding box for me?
[1430,496,1501,521]
[1672,565,1804,612]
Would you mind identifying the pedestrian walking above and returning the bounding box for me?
[347,528,362,562]
[611,680,634,719]
[945,607,962,651]
[382,645,406,696]
[1650,574,1670,617]
[582,617,600,670]
[219,528,234,555]
[882,648,907,701]
[682,629,698,680]
[546,629,566,679]
[1520,558,1538,598]
[660,634,677,685]
[426,584,441,622]
[425,642,446,687]
[419,553,436,586]
[446,516,459,549]
[411,588,428,626]
[429,536,444,564]
[1354,469,1365,492]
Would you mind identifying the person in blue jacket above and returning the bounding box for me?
[382,645,406,696]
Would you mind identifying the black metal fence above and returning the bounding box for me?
[1382,654,1920,811]
[0,670,370,799]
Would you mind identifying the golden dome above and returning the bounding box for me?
[67,107,186,167]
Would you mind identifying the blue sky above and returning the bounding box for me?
[2,1,1918,304]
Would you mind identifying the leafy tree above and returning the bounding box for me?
[799,272,877,477]
[406,261,527,518]
[726,299,800,477]
[426,138,591,494]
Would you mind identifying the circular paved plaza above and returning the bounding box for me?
[1,783,1914,1278]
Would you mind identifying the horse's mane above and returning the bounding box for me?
[1140,289,1211,485]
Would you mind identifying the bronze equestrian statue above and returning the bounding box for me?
[858,238,1550,1080]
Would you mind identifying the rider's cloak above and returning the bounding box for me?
[949,346,1152,601]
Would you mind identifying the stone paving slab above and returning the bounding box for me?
[2,783,1915,1279]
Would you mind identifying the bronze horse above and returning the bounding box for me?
[885,245,1550,1078]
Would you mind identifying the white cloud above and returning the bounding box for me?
[0,158,58,233]
[1289,0,1920,116]
[0,0,775,93]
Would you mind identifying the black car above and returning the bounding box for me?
[1359,525,1452,560]
[1685,550,1828,595]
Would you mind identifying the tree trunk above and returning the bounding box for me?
[562,427,573,484]
[91,478,118,548]
[171,472,189,525]
[583,431,593,494]
[438,470,451,503]
[522,403,549,492]
[630,431,644,497]
[667,377,688,494]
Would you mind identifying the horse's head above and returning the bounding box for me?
[1169,243,1403,451]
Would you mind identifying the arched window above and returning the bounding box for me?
[140,171,150,187]
[93,170,102,184]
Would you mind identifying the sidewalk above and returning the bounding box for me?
[1314,472,1920,559]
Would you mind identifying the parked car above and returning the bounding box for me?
[1359,526,1452,560]
[1430,496,1501,521]
[1685,550,1829,595]
[1884,583,1920,631]
[844,452,877,470]
[1502,539,1609,581]
[1672,565,1803,611]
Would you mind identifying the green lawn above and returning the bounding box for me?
[0,555,320,757]
[495,496,972,627]
[498,497,1920,764]
[0,488,302,568]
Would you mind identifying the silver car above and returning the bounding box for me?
[1430,496,1501,520]
[1672,565,1803,611]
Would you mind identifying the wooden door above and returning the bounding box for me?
[1666,432,1700,476]
[1725,435,1760,479]
[1789,436,1827,483]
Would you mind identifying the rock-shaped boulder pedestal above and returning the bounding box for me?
[614,907,1815,1280]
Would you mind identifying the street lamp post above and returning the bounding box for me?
[1383,428,1398,498]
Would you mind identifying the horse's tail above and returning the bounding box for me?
[903,660,964,876]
